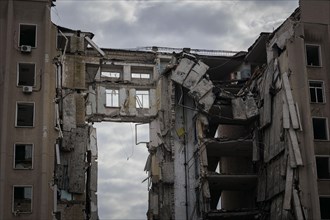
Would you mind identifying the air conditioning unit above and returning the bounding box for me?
[21,45,32,53]
[22,86,33,93]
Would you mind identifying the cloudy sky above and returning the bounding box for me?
[51,1,298,219]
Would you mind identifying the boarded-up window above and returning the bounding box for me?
[306,44,321,67]
[14,144,33,169]
[312,118,328,140]
[309,81,325,103]
[13,186,32,213]
[136,90,149,109]
[316,157,330,179]
[19,24,36,47]
[16,103,34,127]
[106,89,119,107]
[18,63,35,86]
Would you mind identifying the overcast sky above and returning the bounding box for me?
[51,1,298,219]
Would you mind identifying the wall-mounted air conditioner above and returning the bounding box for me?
[22,86,33,93]
[21,45,32,53]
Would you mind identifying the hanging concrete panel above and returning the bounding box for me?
[63,92,76,131]
[171,58,194,84]
[75,93,85,125]
[183,60,209,89]
[189,78,213,100]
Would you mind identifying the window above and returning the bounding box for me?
[312,117,328,140]
[316,157,330,179]
[106,89,119,107]
[310,81,325,103]
[101,71,120,78]
[136,90,149,109]
[12,186,32,213]
[306,44,321,67]
[19,24,37,47]
[131,66,152,79]
[320,197,330,219]
[18,63,35,86]
[16,102,34,127]
[14,144,33,169]
[131,73,150,79]
[101,65,122,79]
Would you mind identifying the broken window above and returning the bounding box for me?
[131,66,152,79]
[101,71,120,78]
[132,73,150,79]
[306,44,321,67]
[310,81,325,103]
[18,63,35,86]
[101,65,122,79]
[19,24,37,47]
[106,89,119,107]
[136,90,149,109]
[320,197,330,219]
[16,102,34,127]
[14,144,33,169]
[57,33,71,51]
[312,117,328,140]
[12,186,32,213]
[316,157,330,179]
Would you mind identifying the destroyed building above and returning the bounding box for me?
[0,0,329,219]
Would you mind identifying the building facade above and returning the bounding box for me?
[0,0,329,220]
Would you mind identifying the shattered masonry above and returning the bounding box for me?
[1,0,330,220]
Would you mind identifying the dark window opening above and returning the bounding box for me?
[13,186,32,213]
[19,24,36,47]
[310,81,325,103]
[313,118,328,140]
[320,197,330,219]
[14,144,33,169]
[16,103,34,127]
[306,45,321,66]
[316,157,330,179]
[57,34,71,51]
[18,63,35,86]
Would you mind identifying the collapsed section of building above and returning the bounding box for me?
[1,0,330,220]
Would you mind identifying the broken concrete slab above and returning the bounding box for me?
[171,58,195,84]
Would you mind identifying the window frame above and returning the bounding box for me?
[105,89,120,107]
[131,66,153,80]
[17,62,36,87]
[101,71,121,79]
[15,102,35,128]
[312,117,329,141]
[101,65,123,80]
[13,143,34,170]
[305,44,322,67]
[131,72,151,79]
[309,80,326,104]
[12,185,33,214]
[19,23,37,48]
[136,90,150,109]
